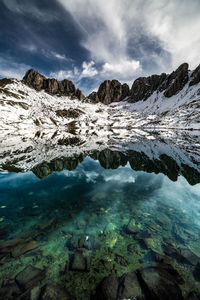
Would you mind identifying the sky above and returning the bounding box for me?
[1,0,200,95]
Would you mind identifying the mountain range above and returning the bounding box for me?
[0,62,200,132]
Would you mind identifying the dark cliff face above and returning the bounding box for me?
[22,62,199,105]
[88,80,130,104]
[88,62,194,105]
[130,73,167,102]
[129,63,189,102]
[22,69,85,100]
[190,64,200,86]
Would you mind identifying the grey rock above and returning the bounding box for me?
[67,234,99,251]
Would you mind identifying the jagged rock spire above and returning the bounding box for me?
[22,69,85,100]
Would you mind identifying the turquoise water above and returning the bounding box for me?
[0,155,200,299]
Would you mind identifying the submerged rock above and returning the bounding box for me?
[92,274,119,300]
[69,251,90,272]
[126,218,141,234]
[40,283,74,300]
[11,240,38,258]
[119,272,145,300]
[163,243,200,266]
[66,234,99,251]
[138,266,184,300]
[0,279,21,299]
[15,265,46,291]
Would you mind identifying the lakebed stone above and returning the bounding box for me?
[69,251,90,272]
[15,265,46,291]
[40,283,74,300]
[163,243,200,266]
[138,266,184,300]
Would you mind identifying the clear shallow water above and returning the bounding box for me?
[0,156,200,299]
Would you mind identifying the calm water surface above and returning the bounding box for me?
[0,151,200,299]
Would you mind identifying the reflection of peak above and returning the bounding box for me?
[1,132,200,185]
[31,148,200,185]
[32,155,85,179]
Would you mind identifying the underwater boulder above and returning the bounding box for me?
[69,251,90,272]
[15,265,46,292]
[91,274,119,300]
[138,266,183,300]
[118,272,145,300]
[40,283,74,300]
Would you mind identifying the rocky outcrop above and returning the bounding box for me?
[88,80,130,104]
[88,91,100,103]
[22,69,85,100]
[162,63,189,97]
[190,64,200,86]
[130,73,167,102]
[129,63,189,102]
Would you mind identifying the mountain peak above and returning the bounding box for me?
[22,69,85,100]
[88,79,130,104]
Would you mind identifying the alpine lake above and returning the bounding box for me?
[0,130,200,300]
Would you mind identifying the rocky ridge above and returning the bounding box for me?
[20,62,200,106]
[88,62,200,104]
[22,69,85,100]
[88,80,130,104]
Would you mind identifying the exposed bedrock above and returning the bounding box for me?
[22,69,85,100]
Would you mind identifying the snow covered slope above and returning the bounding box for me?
[0,79,110,131]
[111,79,200,129]
[1,66,200,132]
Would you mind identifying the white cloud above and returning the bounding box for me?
[80,61,98,79]
[52,52,68,60]
[50,69,76,81]
[58,0,141,82]
[49,61,98,83]
[102,59,140,79]
[58,0,200,77]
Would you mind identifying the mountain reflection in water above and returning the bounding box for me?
[0,131,200,299]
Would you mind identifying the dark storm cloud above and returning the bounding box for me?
[1,0,200,94]
[0,0,89,78]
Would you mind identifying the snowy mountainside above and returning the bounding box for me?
[0,80,110,131]
[1,66,200,130]
[111,79,200,129]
